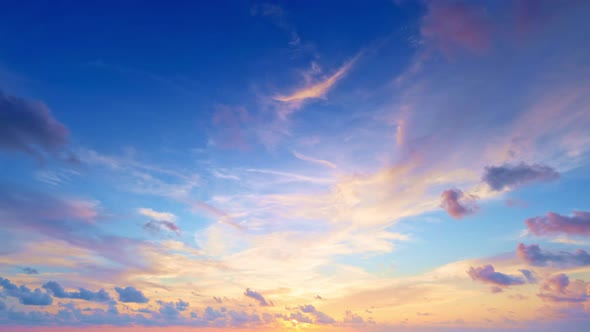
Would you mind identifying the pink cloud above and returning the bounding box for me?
[440,189,478,219]
[526,211,590,236]
[467,264,526,287]
[421,0,493,55]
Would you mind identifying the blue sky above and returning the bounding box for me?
[1,1,590,331]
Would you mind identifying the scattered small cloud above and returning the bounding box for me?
[440,188,478,219]
[525,211,590,236]
[482,162,559,191]
[114,286,149,303]
[467,264,526,287]
[244,288,271,306]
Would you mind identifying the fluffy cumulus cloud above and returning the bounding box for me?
[114,286,149,303]
[538,274,590,303]
[467,265,526,288]
[243,288,271,306]
[440,189,478,219]
[525,211,590,236]
[517,243,590,267]
[0,277,53,306]
[482,163,559,191]
[42,281,112,303]
[0,90,69,157]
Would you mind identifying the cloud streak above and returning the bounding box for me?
[274,57,358,103]
[517,243,590,267]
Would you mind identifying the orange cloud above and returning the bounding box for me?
[274,57,358,103]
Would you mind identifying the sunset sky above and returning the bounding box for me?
[1,1,590,331]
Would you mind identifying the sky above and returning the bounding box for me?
[1,0,590,331]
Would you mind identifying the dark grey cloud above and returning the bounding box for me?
[0,90,69,157]
[143,219,181,236]
[244,288,271,306]
[440,189,478,219]
[114,286,149,303]
[482,162,559,191]
[0,277,53,306]
[467,265,526,287]
[525,211,590,236]
[517,243,590,267]
[21,267,39,275]
[42,281,112,303]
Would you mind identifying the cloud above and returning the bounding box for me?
[482,162,559,191]
[297,304,335,324]
[517,243,590,267]
[293,151,337,169]
[467,265,526,287]
[156,301,181,319]
[0,90,69,157]
[0,185,150,268]
[21,267,39,275]
[176,299,189,311]
[228,310,260,326]
[537,273,589,303]
[343,310,366,325]
[244,288,271,306]
[137,208,177,222]
[274,57,357,103]
[420,0,492,55]
[42,281,112,303]
[213,296,223,304]
[0,277,53,306]
[203,306,226,321]
[490,286,503,293]
[519,269,537,283]
[525,211,590,236]
[440,189,478,219]
[114,286,149,303]
[143,220,181,236]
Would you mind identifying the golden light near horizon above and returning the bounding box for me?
[1,1,590,332]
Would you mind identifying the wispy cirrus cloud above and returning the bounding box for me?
[273,56,358,105]
[293,150,337,169]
